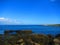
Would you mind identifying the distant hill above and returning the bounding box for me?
[47,24,60,26]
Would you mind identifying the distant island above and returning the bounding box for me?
[43,24,60,26]
[47,24,60,26]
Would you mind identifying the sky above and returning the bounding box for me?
[0,0,60,25]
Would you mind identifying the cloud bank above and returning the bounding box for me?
[0,17,22,25]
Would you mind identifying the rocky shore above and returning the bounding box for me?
[0,30,60,45]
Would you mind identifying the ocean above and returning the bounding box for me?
[0,25,60,35]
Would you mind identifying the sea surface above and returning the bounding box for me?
[0,25,60,35]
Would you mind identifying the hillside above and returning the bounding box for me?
[47,24,60,26]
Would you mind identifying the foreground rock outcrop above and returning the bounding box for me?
[0,30,60,45]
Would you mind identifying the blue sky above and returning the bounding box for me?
[0,0,60,25]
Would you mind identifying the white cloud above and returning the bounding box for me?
[0,17,22,25]
[0,17,5,20]
[0,17,9,21]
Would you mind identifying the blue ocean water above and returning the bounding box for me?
[0,25,60,35]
